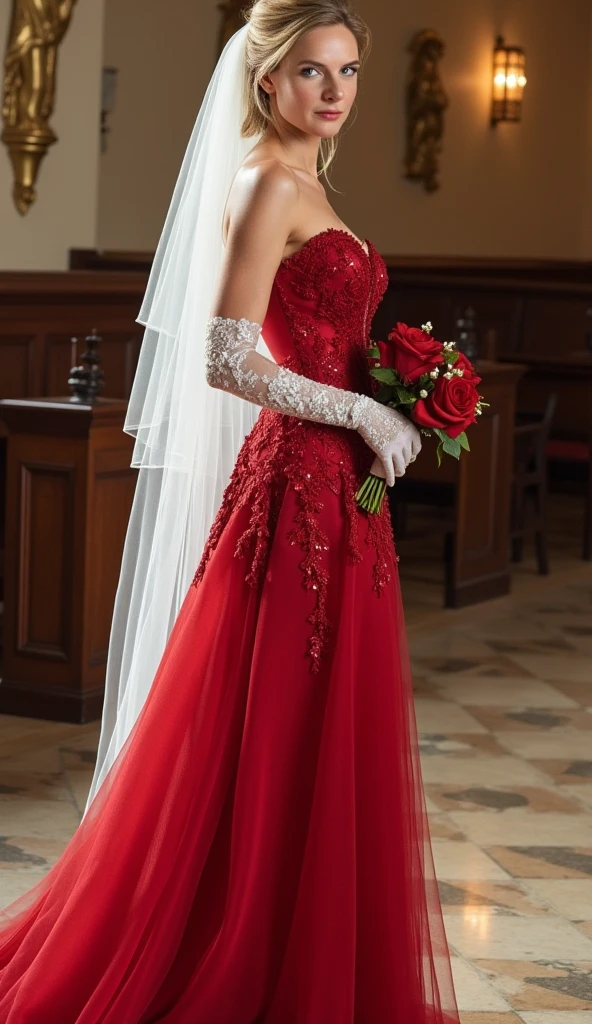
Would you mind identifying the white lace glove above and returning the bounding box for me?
[205,316,420,484]
[356,402,422,486]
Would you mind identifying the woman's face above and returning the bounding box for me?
[260,25,360,139]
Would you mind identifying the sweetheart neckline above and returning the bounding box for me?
[280,226,371,266]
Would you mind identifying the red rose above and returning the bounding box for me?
[412,375,480,438]
[378,322,444,383]
[453,351,482,386]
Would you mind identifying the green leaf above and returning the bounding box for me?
[436,440,443,467]
[445,349,459,365]
[441,434,462,459]
[374,384,395,404]
[367,346,380,359]
[433,427,449,443]
[371,367,398,384]
[457,431,470,451]
[395,386,416,405]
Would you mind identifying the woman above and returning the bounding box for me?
[0,2,459,1021]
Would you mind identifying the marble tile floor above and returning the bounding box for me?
[0,492,591,1022]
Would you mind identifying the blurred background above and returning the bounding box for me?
[1,0,591,264]
[0,2,591,1020]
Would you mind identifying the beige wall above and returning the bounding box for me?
[331,0,592,258]
[97,0,219,251]
[582,7,592,258]
[0,0,104,271]
[1,0,589,264]
[97,0,592,261]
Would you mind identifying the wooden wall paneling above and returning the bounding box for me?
[375,281,525,354]
[521,296,592,356]
[373,287,449,344]
[380,255,592,284]
[0,334,37,397]
[379,268,592,359]
[43,330,143,399]
[69,250,591,284]
[0,271,148,403]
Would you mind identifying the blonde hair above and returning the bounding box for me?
[241,0,371,184]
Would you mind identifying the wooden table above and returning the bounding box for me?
[397,360,527,607]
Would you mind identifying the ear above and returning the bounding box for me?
[259,73,275,96]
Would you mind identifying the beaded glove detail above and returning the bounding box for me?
[205,315,369,428]
[356,402,420,486]
[204,316,418,483]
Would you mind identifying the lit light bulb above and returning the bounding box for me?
[491,37,527,124]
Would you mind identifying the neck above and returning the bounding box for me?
[261,123,322,179]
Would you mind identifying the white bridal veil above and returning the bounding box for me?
[84,23,271,811]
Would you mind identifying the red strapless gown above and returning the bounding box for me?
[0,228,459,1023]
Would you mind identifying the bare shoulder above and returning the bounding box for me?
[224,156,299,244]
[236,152,300,199]
[211,157,300,323]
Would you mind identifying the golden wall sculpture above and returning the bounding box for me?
[404,30,448,194]
[2,0,78,214]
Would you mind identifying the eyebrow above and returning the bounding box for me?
[296,59,360,68]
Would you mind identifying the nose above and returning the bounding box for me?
[322,74,344,103]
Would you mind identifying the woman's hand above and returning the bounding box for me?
[356,402,422,486]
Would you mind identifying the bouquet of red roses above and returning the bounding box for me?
[355,320,487,513]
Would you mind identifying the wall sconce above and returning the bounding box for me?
[491,35,527,125]
[101,66,119,153]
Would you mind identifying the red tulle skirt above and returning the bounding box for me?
[0,479,458,1022]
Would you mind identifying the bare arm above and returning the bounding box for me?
[206,161,421,484]
[211,158,297,325]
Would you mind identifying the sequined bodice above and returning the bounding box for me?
[262,227,388,393]
[194,228,396,673]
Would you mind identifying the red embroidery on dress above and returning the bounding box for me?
[193,230,395,673]
[365,502,399,594]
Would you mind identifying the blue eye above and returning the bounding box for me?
[300,66,359,78]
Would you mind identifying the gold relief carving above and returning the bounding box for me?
[404,30,448,194]
[2,0,78,214]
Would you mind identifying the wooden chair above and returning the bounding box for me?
[545,435,592,560]
[510,393,557,574]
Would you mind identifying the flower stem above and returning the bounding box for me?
[356,472,387,514]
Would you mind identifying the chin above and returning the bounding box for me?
[316,124,342,139]
[305,117,344,140]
